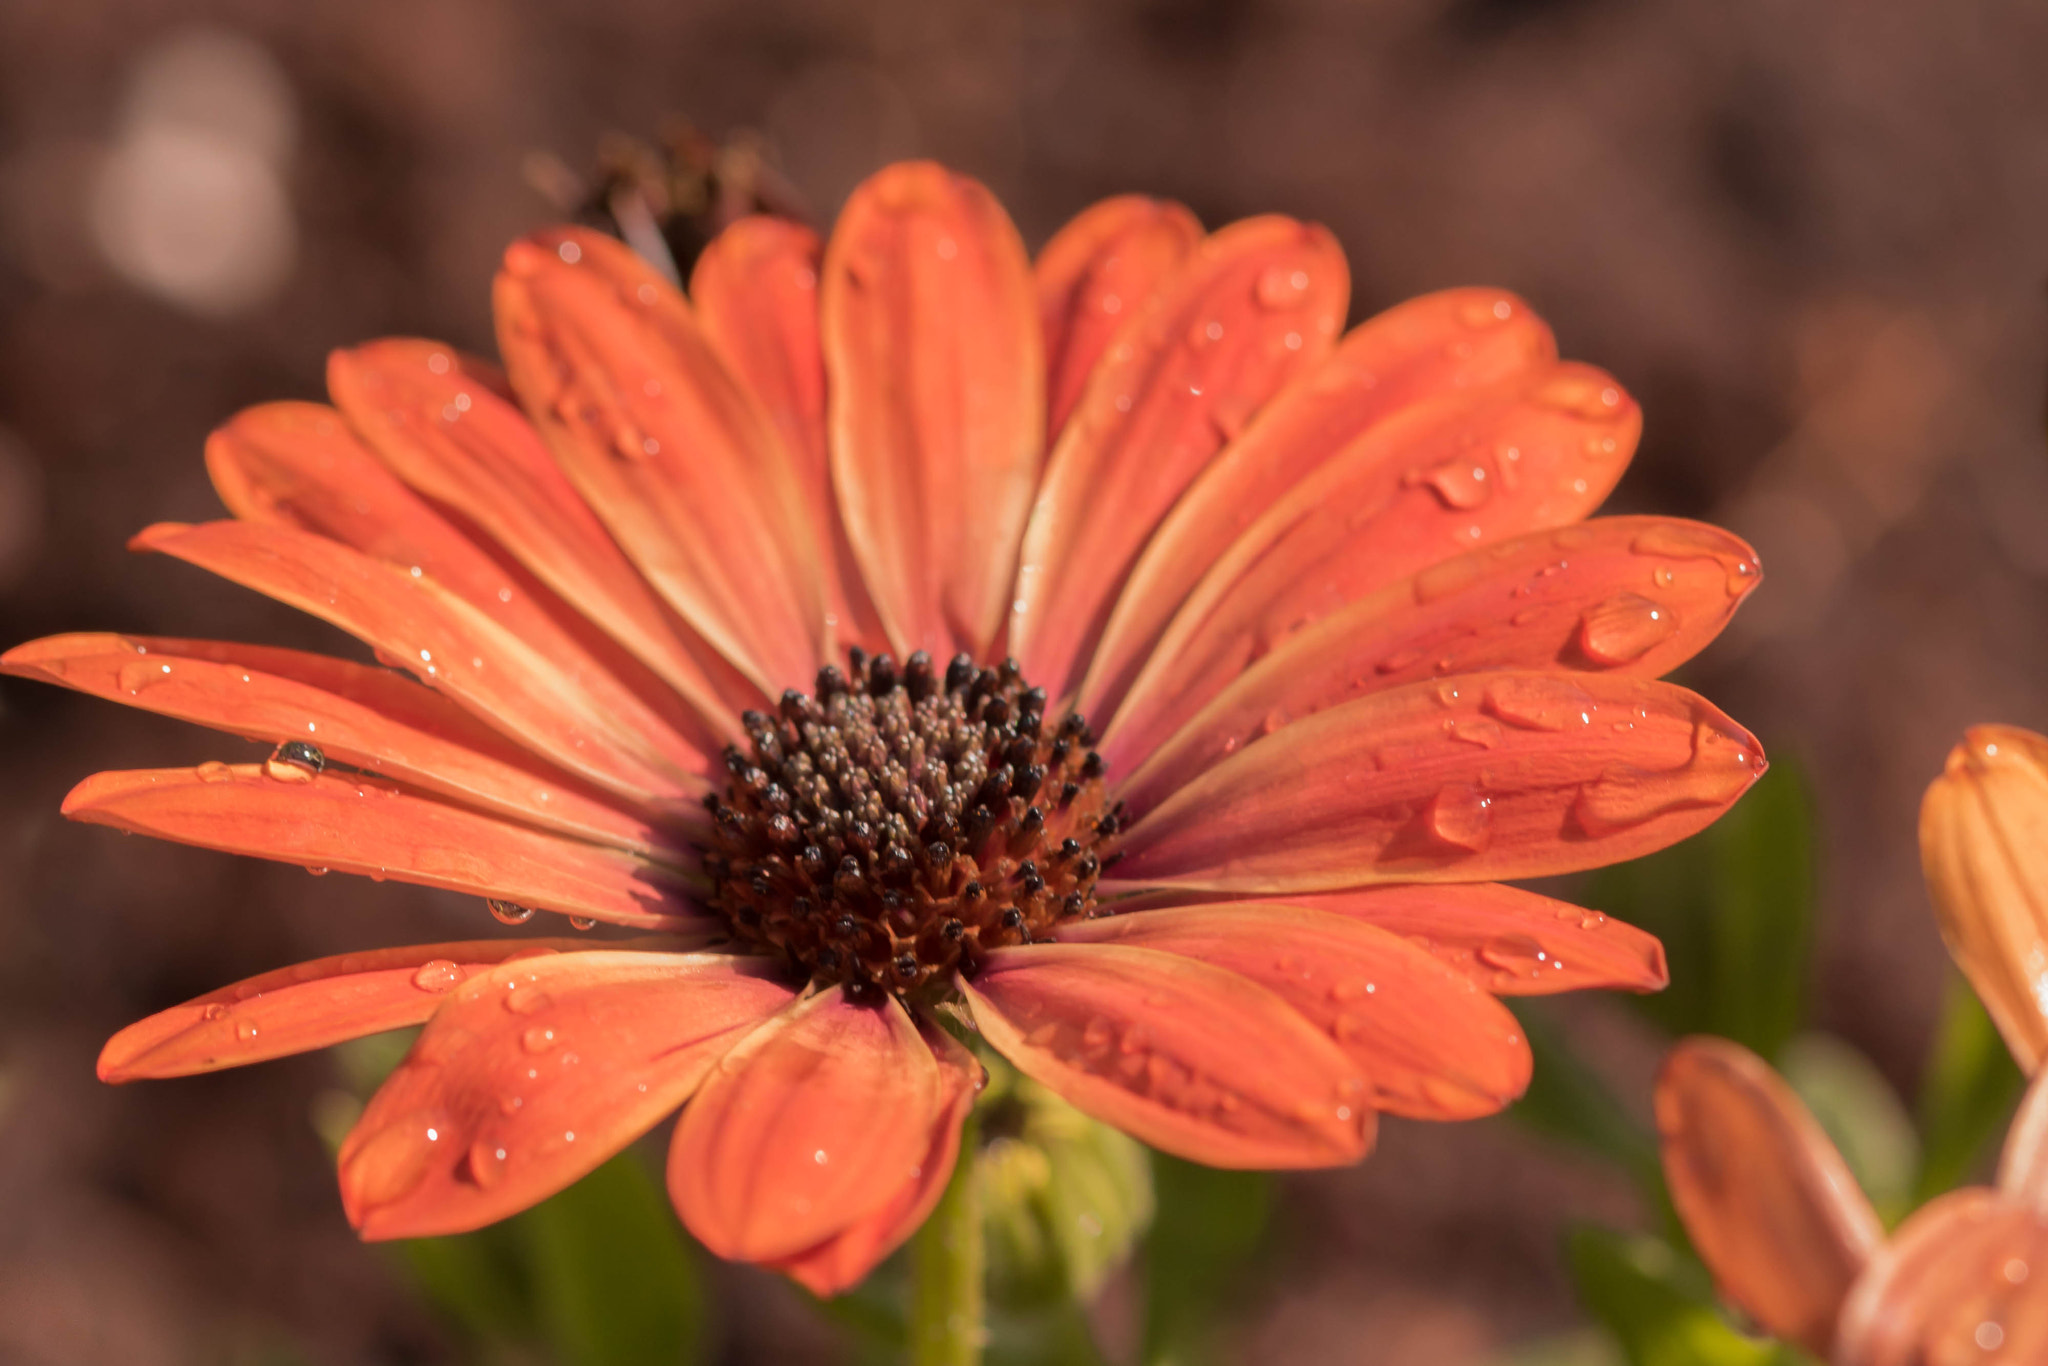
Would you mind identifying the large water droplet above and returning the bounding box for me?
[567,916,597,932]
[1427,785,1492,851]
[1579,593,1680,666]
[1477,934,1548,979]
[118,660,169,693]
[1534,374,1626,420]
[1574,718,1760,836]
[1404,459,1492,510]
[195,760,235,784]
[264,740,324,784]
[488,899,536,925]
[1482,676,1592,732]
[521,1025,558,1054]
[468,1138,507,1190]
[412,959,461,993]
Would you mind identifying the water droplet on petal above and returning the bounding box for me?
[1403,458,1493,510]
[195,760,235,784]
[264,740,325,784]
[521,1026,557,1054]
[235,1018,260,1041]
[568,916,597,931]
[1578,593,1680,666]
[1482,676,1591,731]
[488,899,536,925]
[202,1001,229,1021]
[1574,717,1760,836]
[1477,934,1547,979]
[1254,264,1311,309]
[412,960,461,993]
[468,1138,506,1189]
[1426,785,1492,851]
[341,1109,447,1210]
[118,660,166,693]
[304,865,329,877]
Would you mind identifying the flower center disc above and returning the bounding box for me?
[704,649,1120,1000]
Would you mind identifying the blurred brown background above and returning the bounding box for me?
[2,1,2046,1362]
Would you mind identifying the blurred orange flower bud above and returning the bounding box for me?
[1655,1036,1884,1355]
[1920,724,2048,1072]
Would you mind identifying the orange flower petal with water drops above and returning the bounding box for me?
[1656,1036,1883,1355]
[1057,903,1528,1120]
[1078,287,1554,728]
[2000,1067,2048,1212]
[1011,216,1347,698]
[99,937,677,1081]
[767,1023,982,1296]
[1920,724,2048,1072]
[328,340,760,732]
[1104,364,1640,751]
[340,950,793,1240]
[668,985,945,1263]
[493,226,826,693]
[691,219,888,655]
[134,519,707,810]
[961,941,1370,1168]
[1834,1189,2048,1366]
[2,633,678,855]
[1034,194,1203,439]
[1108,672,1764,892]
[62,764,703,930]
[1267,883,1667,996]
[1108,517,1761,806]
[819,162,1044,660]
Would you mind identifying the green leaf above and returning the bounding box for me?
[1506,998,1661,1195]
[1777,1034,1918,1225]
[1140,1154,1274,1366]
[518,1151,706,1366]
[1567,1228,1810,1366]
[1584,757,1815,1060]
[1915,970,2026,1202]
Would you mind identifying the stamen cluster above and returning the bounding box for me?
[703,649,1121,999]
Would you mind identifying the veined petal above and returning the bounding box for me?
[820,162,1044,659]
[99,937,696,1081]
[1920,725,2048,1071]
[2,633,677,855]
[691,218,888,655]
[1079,287,1554,728]
[2000,1066,2048,1212]
[1105,365,1639,752]
[1011,216,1347,698]
[134,519,706,809]
[1656,1037,1883,1355]
[1109,672,1764,891]
[63,764,703,930]
[1158,883,1667,996]
[767,1023,982,1296]
[327,340,760,732]
[668,985,945,1263]
[1034,194,1203,439]
[1056,903,1529,1120]
[1109,517,1761,804]
[340,950,793,1240]
[960,941,1371,1169]
[494,226,827,693]
[1834,1189,2048,1366]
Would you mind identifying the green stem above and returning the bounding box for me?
[910,1110,984,1366]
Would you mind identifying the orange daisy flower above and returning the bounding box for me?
[4,161,1766,1294]
[1659,1036,2048,1363]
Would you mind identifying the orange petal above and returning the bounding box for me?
[1919,725,2048,1072]
[819,162,1044,659]
[62,764,703,930]
[1104,364,1640,752]
[1109,672,1765,891]
[98,937,692,1081]
[2000,1067,2048,1211]
[1056,903,1528,1120]
[960,941,1371,1168]
[327,340,760,732]
[2,633,677,855]
[1230,883,1668,996]
[1011,217,1348,698]
[134,519,706,809]
[668,985,945,1263]
[1108,517,1761,805]
[493,226,827,693]
[1079,287,1554,728]
[1033,194,1203,439]
[691,218,889,655]
[1835,1189,2048,1366]
[767,1022,982,1296]
[340,950,793,1239]
[1655,1036,1883,1355]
